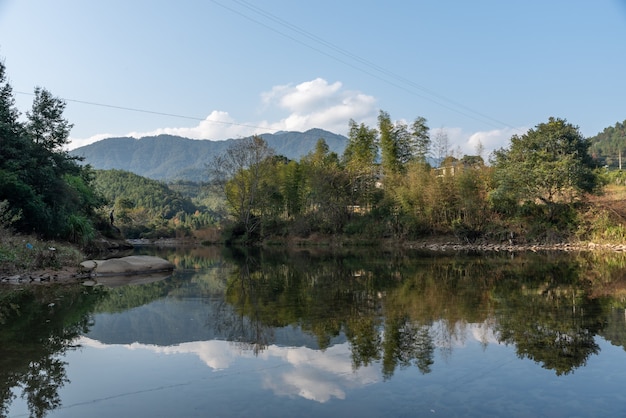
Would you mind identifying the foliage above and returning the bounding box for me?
[0,199,21,229]
[589,119,626,167]
[491,117,599,211]
[92,169,214,239]
[208,113,621,246]
[0,60,103,244]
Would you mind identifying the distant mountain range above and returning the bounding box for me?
[70,128,348,182]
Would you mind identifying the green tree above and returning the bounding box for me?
[343,120,379,210]
[491,117,599,213]
[378,111,430,175]
[379,110,401,175]
[26,87,73,151]
[0,61,103,241]
[301,139,350,233]
[411,116,431,164]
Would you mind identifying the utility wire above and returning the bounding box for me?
[211,0,514,129]
[14,2,517,136]
[14,90,278,133]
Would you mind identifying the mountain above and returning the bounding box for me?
[70,128,348,182]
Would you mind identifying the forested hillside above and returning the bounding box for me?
[589,119,626,167]
[71,129,348,181]
[93,170,215,238]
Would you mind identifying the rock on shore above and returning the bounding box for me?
[80,255,175,277]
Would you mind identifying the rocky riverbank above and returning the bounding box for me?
[3,238,626,285]
[403,240,626,252]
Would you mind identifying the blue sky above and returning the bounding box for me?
[1,0,625,156]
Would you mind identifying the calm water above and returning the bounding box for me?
[2,246,626,417]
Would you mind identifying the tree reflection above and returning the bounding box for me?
[382,316,434,379]
[0,285,104,418]
[219,248,626,378]
[492,259,603,375]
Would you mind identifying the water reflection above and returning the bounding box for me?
[3,247,626,416]
[0,285,105,418]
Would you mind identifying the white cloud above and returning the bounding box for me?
[466,127,526,156]
[261,78,376,134]
[430,126,527,160]
[67,132,118,150]
[67,78,377,150]
[66,77,524,157]
[270,78,343,113]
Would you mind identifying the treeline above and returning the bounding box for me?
[589,119,626,167]
[0,60,103,244]
[213,114,603,244]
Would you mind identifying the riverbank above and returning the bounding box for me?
[3,236,626,286]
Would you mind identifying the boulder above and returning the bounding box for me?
[80,255,174,277]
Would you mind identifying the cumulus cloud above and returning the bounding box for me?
[261,78,376,134]
[263,78,343,113]
[67,78,377,150]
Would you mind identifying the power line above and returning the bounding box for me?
[13,2,517,137]
[14,90,278,133]
[211,0,514,129]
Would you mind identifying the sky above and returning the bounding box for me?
[1,0,625,157]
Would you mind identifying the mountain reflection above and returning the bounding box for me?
[4,248,626,416]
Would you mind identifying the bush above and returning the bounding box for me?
[65,214,96,246]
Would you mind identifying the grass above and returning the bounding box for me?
[0,229,84,276]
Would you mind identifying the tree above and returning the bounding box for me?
[343,120,379,209]
[26,87,73,151]
[491,117,598,213]
[301,138,350,233]
[378,111,431,175]
[411,116,431,163]
[211,135,275,241]
[0,61,104,240]
[378,110,400,175]
[432,128,449,167]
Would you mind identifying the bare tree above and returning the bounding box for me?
[210,135,275,240]
[432,128,450,167]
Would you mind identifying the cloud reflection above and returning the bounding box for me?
[77,336,379,403]
[77,321,500,403]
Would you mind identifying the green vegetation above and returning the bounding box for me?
[2,53,626,267]
[214,115,606,245]
[69,129,349,182]
[589,119,626,168]
[0,60,105,249]
[92,169,216,239]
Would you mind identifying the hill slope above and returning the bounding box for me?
[589,119,626,167]
[70,128,348,181]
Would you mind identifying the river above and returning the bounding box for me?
[2,245,626,417]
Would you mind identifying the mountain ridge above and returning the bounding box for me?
[70,128,348,182]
